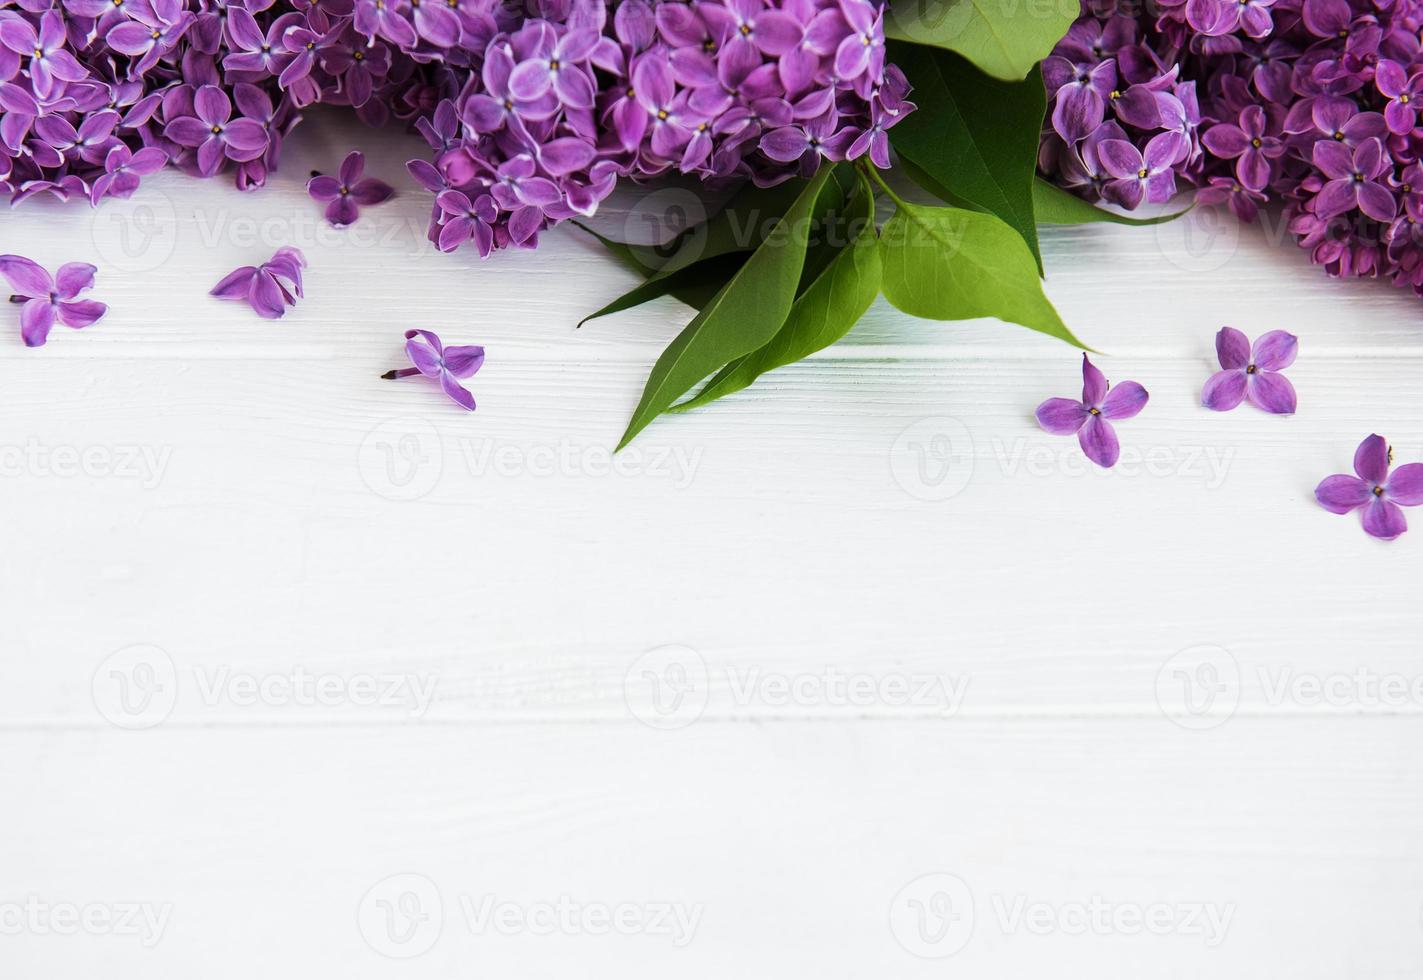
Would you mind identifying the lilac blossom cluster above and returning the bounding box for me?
[1038,0,1423,295]
[0,0,907,256]
[412,0,909,255]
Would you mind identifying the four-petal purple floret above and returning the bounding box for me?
[383,328,485,411]
[307,150,395,227]
[1036,354,1151,468]
[1202,327,1298,414]
[1316,434,1423,540]
[0,254,108,347]
[210,246,307,320]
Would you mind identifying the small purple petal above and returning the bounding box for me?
[1386,463,1423,506]
[20,299,55,347]
[308,176,342,202]
[53,262,96,300]
[1081,353,1108,406]
[55,299,106,328]
[1362,498,1408,540]
[0,255,53,298]
[1316,474,1371,514]
[1035,397,1087,435]
[439,370,477,410]
[405,336,444,378]
[1250,330,1298,371]
[349,179,394,206]
[1077,413,1120,468]
[248,272,288,319]
[211,267,258,300]
[441,345,485,378]
[326,196,360,227]
[1354,434,1391,485]
[1245,371,1297,415]
[339,151,365,188]
[1202,369,1248,411]
[1215,326,1251,370]
[1100,380,1148,421]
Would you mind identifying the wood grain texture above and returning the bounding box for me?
[1,112,1421,978]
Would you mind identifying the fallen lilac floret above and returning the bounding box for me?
[210,247,307,320]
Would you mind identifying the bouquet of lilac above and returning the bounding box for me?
[0,0,1101,446]
[0,0,900,252]
[1038,0,1423,295]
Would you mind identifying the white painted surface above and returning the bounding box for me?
[3,111,1422,978]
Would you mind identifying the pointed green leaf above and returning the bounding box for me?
[879,200,1085,346]
[617,166,835,450]
[888,43,1044,271]
[673,178,882,412]
[1032,178,1191,226]
[883,0,1078,80]
[577,252,751,326]
[578,166,852,327]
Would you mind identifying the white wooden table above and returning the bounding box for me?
[4,111,1422,978]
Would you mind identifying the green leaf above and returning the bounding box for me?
[673,176,883,412]
[578,167,852,327]
[1032,178,1190,226]
[879,199,1085,347]
[577,252,751,327]
[883,0,1078,81]
[617,166,835,450]
[897,156,975,209]
[888,43,1044,271]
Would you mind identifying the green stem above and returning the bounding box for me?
[859,162,908,211]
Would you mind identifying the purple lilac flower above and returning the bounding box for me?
[307,150,395,227]
[382,329,485,411]
[1312,138,1396,222]
[1201,327,1298,414]
[1035,354,1150,468]
[2,0,907,262]
[1099,132,1184,208]
[0,11,88,95]
[1038,0,1423,299]
[210,247,306,319]
[105,0,195,78]
[90,144,168,204]
[434,190,497,255]
[1376,61,1423,136]
[1201,106,1283,192]
[163,85,269,177]
[1316,434,1423,540]
[0,255,107,347]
